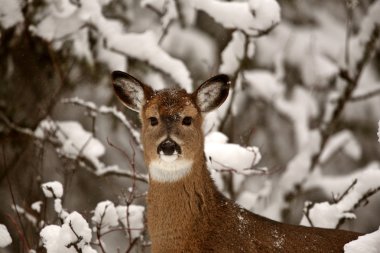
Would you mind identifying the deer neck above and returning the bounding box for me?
[147,154,221,238]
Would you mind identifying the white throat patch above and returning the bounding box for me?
[149,158,193,182]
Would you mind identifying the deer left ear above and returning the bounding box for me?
[193,74,230,112]
[112,71,154,112]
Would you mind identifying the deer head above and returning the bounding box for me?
[112,71,230,182]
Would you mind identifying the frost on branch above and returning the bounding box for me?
[92,200,119,233]
[300,162,380,229]
[116,205,145,239]
[40,212,95,253]
[344,227,380,253]
[192,0,280,36]
[0,224,12,248]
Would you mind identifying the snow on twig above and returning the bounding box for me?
[300,162,380,229]
[61,97,141,148]
[0,112,148,183]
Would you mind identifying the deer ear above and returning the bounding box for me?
[112,71,154,112]
[193,74,230,112]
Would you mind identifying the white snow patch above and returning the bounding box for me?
[116,205,145,239]
[344,226,380,253]
[219,31,247,76]
[301,162,380,228]
[0,0,24,29]
[320,130,362,163]
[40,212,94,253]
[205,142,261,175]
[92,201,119,233]
[205,131,229,145]
[0,224,12,248]
[193,0,280,36]
[41,181,64,198]
[31,201,43,213]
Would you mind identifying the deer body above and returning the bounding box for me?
[112,71,360,253]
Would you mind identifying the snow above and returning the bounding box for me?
[0,224,12,248]
[92,201,119,232]
[219,31,247,76]
[40,212,94,253]
[107,31,193,91]
[31,201,43,213]
[0,0,24,29]
[348,1,380,75]
[244,70,283,102]
[378,120,380,143]
[33,0,193,91]
[116,205,145,239]
[301,162,380,228]
[41,181,64,198]
[192,0,280,36]
[12,205,37,226]
[344,226,380,253]
[205,131,228,144]
[205,131,262,175]
[58,121,105,159]
[35,119,106,161]
[320,130,362,163]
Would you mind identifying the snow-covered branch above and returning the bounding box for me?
[192,0,280,36]
[300,162,380,229]
[32,0,192,91]
[62,97,141,148]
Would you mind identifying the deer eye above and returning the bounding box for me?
[182,116,192,126]
[149,117,158,126]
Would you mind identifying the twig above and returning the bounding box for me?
[96,205,108,253]
[62,97,141,149]
[333,179,357,203]
[311,25,379,172]
[66,221,83,253]
[3,146,31,251]
[303,202,315,227]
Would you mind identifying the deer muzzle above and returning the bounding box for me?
[157,139,182,162]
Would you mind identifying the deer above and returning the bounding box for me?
[111,70,361,253]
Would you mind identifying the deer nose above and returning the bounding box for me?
[157,139,181,156]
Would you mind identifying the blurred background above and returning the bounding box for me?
[1,0,380,252]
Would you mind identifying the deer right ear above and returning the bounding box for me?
[112,71,154,112]
[194,74,231,113]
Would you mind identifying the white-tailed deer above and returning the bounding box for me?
[112,70,360,253]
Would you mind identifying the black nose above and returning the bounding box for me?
[157,139,181,156]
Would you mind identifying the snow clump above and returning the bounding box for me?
[0,224,12,248]
[40,212,96,253]
[41,181,64,198]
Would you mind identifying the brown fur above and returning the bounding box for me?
[112,73,361,253]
